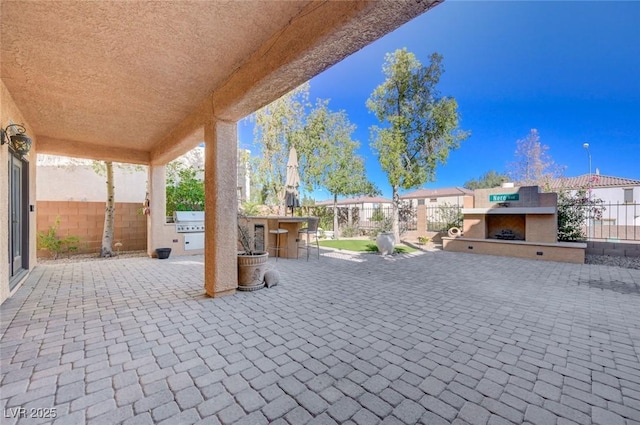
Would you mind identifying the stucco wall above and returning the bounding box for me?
[590,187,640,226]
[590,186,639,204]
[37,164,148,202]
[404,195,471,208]
[1,80,37,305]
[36,201,147,257]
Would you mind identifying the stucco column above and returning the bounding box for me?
[417,204,426,233]
[147,164,167,257]
[204,119,237,297]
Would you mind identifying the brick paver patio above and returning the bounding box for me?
[1,249,639,425]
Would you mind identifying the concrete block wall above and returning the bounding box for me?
[587,226,640,241]
[585,240,640,258]
[443,238,585,264]
[36,201,146,257]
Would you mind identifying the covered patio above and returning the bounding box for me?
[1,0,441,303]
[2,251,640,424]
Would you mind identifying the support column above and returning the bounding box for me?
[417,204,426,233]
[147,164,167,257]
[204,119,237,297]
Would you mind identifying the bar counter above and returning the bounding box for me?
[244,216,313,259]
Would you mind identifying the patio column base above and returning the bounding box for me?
[206,288,236,298]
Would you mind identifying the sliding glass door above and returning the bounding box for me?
[8,153,28,289]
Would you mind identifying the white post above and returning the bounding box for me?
[583,143,592,238]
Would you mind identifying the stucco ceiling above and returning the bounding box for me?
[1,1,441,164]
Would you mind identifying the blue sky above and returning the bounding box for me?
[238,1,640,200]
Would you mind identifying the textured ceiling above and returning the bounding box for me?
[1,1,440,164]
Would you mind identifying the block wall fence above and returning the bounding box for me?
[36,201,147,257]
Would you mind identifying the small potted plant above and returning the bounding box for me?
[237,212,269,291]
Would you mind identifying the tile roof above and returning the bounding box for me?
[400,187,474,199]
[546,174,640,190]
[315,196,393,206]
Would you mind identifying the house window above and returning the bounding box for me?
[430,198,437,203]
[624,188,633,204]
[417,199,425,206]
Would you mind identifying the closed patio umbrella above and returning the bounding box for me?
[285,146,300,216]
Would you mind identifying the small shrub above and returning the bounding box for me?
[417,236,430,245]
[38,216,80,259]
[371,207,386,222]
[340,225,360,238]
[372,216,393,235]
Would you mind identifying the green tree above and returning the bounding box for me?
[165,161,205,217]
[507,129,564,186]
[301,100,378,238]
[557,186,604,241]
[464,170,509,190]
[367,49,469,243]
[253,83,309,211]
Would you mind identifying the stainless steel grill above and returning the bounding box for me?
[174,211,205,233]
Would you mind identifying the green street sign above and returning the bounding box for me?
[490,193,519,202]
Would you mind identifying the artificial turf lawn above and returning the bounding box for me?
[318,239,417,253]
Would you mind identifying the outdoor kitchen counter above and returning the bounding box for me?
[245,216,314,259]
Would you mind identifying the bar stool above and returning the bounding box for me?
[296,217,320,261]
[268,228,288,261]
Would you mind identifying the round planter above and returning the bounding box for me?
[376,232,395,256]
[237,251,269,291]
[155,248,172,259]
[448,227,461,238]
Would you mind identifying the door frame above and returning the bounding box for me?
[8,151,29,290]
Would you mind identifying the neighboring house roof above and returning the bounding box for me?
[315,196,393,206]
[400,187,473,199]
[546,174,640,190]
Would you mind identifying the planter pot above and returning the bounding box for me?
[376,232,395,256]
[155,248,172,259]
[237,251,269,291]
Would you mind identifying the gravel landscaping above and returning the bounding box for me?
[586,253,640,269]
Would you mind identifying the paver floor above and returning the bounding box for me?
[1,249,640,425]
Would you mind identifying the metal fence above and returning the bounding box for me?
[424,205,463,232]
[307,202,638,240]
[584,202,640,241]
[304,204,465,235]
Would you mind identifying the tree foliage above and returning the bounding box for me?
[166,161,205,217]
[507,129,564,186]
[557,187,604,242]
[301,99,379,237]
[252,84,378,231]
[464,170,509,190]
[253,83,309,209]
[367,48,469,242]
[303,100,378,197]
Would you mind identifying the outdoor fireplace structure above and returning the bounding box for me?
[443,185,586,263]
